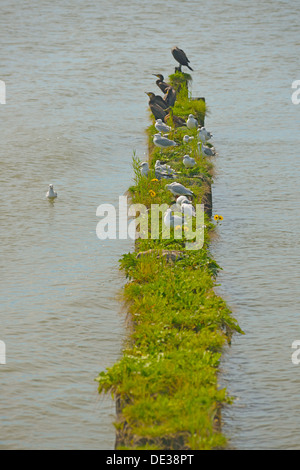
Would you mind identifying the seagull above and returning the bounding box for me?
[153,133,177,149]
[181,201,196,218]
[183,155,196,168]
[198,127,213,142]
[155,160,176,180]
[155,169,174,180]
[166,182,194,197]
[140,162,149,177]
[155,119,171,134]
[183,135,194,144]
[187,114,198,129]
[198,142,216,157]
[46,184,57,199]
[163,208,185,228]
[175,196,191,212]
[176,195,191,206]
[155,160,175,175]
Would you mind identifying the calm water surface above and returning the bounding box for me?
[0,0,299,449]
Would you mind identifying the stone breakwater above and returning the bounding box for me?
[96,70,243,450]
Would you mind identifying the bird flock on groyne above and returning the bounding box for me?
[140,46,216,229]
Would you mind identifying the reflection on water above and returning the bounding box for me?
[0,0,299,450]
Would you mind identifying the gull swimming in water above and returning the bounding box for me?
[187,114,198,129]
[183,155,196,168]
[153,133,177,150]
[46,184,57,199]
[140,162,149,177]
[155,119,171,134]
[166,182,194,197]
[183,135,194,144]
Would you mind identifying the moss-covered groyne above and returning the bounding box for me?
[96,71,242,450]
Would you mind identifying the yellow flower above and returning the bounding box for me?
[175,225,182,231]
[151,178,159,182]
[183,226,189,232]
[214,214,223,222]
[149,190,156,198]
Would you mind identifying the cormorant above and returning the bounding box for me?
[164,111,186,128]
[152,74,177,107]
[146,92,169,110]
[146,92,168,121]
[171,46,193,72]
[152,74,171,94]
[164,86,177,107]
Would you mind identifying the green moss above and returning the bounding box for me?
[96,71,243,450]
[169,71,192,92]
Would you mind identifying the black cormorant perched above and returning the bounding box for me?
[171,46,193,72]
[152,74,170,94]
[146,92,168,121]
[146,92,169,110]
[164,86,177,107]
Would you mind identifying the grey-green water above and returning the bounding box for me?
[0,0,299,450]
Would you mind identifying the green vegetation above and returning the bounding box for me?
[96,72,243,450]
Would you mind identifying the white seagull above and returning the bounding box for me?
[153,133,177,149]
[166,182,194,197]
[186,114,198,129]
[198,127,213,143]
[163,208,184,228]
[154,160,176,179]
[176,195,191,206]
[198,142,216,157]
[155,119,171,134]
[183,135,194,144]
[46,184,57,199]
[181,201,196,217]
[140,162,149,177]
[155,160,175,175]
[183,155,196,168]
